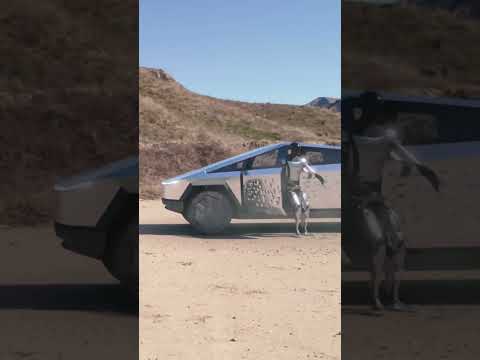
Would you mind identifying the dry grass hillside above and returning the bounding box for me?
[343,2,480,97]
[1,1,137,225]
[139,67,340,198]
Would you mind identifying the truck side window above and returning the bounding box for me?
[249,150,281,169]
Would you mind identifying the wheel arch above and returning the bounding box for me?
[182,184,240,217]
[97,187,138,259]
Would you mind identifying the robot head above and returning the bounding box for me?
[360,91,382,123]
[289,142,305,159]
[352,92,390,132]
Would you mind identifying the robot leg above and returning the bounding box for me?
[289,191,302,235]
[382,206,407,307]
[300,191,310,234]
[361,205,387,310]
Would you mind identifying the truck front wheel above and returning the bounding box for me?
[103,215,139,296]
[184,191,233,234]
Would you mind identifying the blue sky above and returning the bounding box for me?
[140,0,340,105]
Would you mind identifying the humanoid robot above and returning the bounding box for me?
[286,143,326,235]
[346,92,441,311]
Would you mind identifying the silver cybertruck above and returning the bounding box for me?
[162,142,341,234]
[54,157,138,293]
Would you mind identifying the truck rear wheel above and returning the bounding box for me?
[185,191,233,234]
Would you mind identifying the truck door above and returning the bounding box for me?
[242,148,287,217]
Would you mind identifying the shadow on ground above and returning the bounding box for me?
[140,222,341,239]
[0,283,137,315]
[343,279,480,307]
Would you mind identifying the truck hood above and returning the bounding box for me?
[55,156,138,190]
[162,143,289,184]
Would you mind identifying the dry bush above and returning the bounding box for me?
[140,142,234,199]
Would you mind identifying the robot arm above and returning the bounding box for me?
[390,141,421,166]
[382,127,421,167]
[300,158,325,185]
[389,136,440,192]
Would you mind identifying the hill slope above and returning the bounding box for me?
[343,1,480,97]
[139,67,340,198]
[1,1,137,225]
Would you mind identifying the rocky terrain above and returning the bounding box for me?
[139,67,340,198]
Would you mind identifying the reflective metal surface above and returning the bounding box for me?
[161,143,289,201]
[189,171,243,204]
[243,168,285,216]
[302,164,341,210]
[162,143,289,183]
[161,142,341,219]
[226,176,242,204]
[55,158,138,227]
[161,179,189,200]
[343,90,480,109]
[287,156,308,183]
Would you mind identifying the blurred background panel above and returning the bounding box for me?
[0,1,138,359]
[342,1,480,359]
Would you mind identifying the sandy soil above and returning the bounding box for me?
[342,270,480,360]
[342,303,480,360]
[0,225,137,359]
[140,200,341,360]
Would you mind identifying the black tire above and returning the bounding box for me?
[103,215,139,296]
[182,211,193,225]
[185,191,233,234]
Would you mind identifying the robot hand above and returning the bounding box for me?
[417,164,440,192]
[316,174,326,186]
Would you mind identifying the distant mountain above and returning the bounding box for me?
[307,97,341,112]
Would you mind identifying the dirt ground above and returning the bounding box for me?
[139,200,341,360]
[342,271,480,360]
[0,226,137,359]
